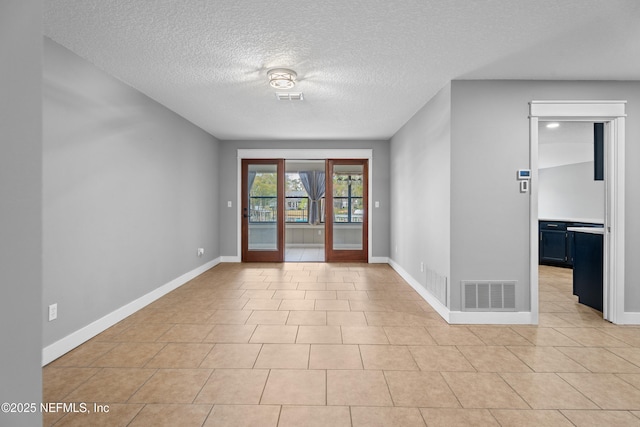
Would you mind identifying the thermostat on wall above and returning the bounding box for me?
[517,169,531,180]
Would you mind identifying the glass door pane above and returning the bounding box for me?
[332,165,364,250]
[326,159,368,262]
[248,164,278,251]
[242,159,284,262]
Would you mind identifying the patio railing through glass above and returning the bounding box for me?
[250,196,309,223]
[249,196,361,223]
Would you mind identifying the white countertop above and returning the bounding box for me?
[567,227,605,235]
[539,217,604,224]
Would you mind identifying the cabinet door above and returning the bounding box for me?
[567,231,575,266]
[594,123,604,181]
[573,232,603,311]
[540,230,567,263]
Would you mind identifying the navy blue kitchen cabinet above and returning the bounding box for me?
[594,123,604,181]
[567,231,575,264]
[573,231,603,311]
[539,221,602,268]
[539,221,571,266]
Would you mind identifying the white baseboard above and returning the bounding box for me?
[219,256,387,263]
[220,255,389,263]
[448,310,535,325]
[388,258,450,322]
[619,311,640,325]
[387,258,536,325]
[42,257,221,366]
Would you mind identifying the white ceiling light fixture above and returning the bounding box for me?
[268,68,297,89]
[546,122,560,129]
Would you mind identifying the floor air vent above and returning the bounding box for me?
[462,281,516,311]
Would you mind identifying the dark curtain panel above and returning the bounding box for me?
[299,171,326,225]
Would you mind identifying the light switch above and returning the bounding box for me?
[375,201,380,208]
[519,180,529,193]
[227,201,232,207]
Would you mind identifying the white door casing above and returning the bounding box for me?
[529,100,626,324]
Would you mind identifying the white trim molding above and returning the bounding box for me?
[619,312,640,324]
[388,258,534,325]
[237,148,374,160]
[388,258,449,321]
[529,100,630,324]
[529,116,540,325]
[530,100,627,119]
[42,257,222,365]
[448,311,535,325]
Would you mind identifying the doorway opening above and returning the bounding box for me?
[537,121,605,316]
[529,101,626,324]
[284,160,326,262]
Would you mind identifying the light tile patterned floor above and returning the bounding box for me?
[43,264,640,426]
[284,247,324,262]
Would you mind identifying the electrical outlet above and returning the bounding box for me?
[48,303,57,321]
[227,201,232,207]
[197,248,204,257]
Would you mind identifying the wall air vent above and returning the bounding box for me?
[462,280,516,311]
[275,92,304,101]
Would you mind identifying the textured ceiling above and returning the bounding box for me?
[44,0,640,140]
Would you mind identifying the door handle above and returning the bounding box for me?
[243,214,248,218]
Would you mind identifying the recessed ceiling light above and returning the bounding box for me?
[546,122,560,129]
[267,68,297,90]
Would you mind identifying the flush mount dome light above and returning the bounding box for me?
[267,68,297,89]
[546,122,560,129]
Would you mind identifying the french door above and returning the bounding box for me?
[241,159,285,262]
[241,158,368,263]
[325,159,368,262]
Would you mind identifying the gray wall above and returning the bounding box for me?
[218,140,390,259]
[43,38,221,347]
[450,80,640,312]
[0,1,43,426]
[390,84,451,303]
[539,162,604,222]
